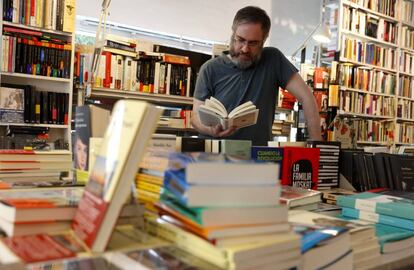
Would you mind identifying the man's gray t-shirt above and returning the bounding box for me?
[194,47,298,146]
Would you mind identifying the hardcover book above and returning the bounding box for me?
[198,97,259,129]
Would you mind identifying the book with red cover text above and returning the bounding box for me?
[280,147,320,190]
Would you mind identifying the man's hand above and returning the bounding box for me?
[210,124,238,137]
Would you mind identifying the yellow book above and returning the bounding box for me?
[136,189,160,204]
[62,0,76,32]
[136,172,163,186]
[137,180,162,194]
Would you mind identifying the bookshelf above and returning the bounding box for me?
[322,0,414,147]
[0,0,75,151]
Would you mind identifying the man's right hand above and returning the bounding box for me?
[210,124,238,138]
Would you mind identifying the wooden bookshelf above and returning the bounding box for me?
[322,0,414,147]
[89,87,194,106]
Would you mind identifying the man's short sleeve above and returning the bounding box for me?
[274,48,299,89]
[194,63,213,101]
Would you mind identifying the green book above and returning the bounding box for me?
[337,192,414,220]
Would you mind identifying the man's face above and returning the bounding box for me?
[229,23,265,69]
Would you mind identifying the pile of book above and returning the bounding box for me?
[148,152,301,270]
[0,150,73,188]
[279,185,322,211]
[289,210,380,270]
[338,191,414,262]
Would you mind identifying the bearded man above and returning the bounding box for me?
[191,6,321,145]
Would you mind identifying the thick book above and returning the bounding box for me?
[164,169,280,207]
[168,152,280,185]
[72,100,162,252]
[375,223,414,253]
[198,97,259,129]
[337,192,414,221]
[158,191,287,227]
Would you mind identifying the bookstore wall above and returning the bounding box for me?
[1,0,414,270]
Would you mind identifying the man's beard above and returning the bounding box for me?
[229,45,262,70]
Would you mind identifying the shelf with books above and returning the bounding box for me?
[88,87,194,106]
[342,0,398,22]
[401,47,414,54]
[356,140,389,145]
[339,58,397,73]
[399,71,414,77]
[337,110,394,119]
[341,30,398,48]
[0,123,69,128]
[0,0,76,151]
[397,117,414,123]
[340,86,396,98]
[0,72,72,83]
[2,21,72,37]
[397,96,414,101]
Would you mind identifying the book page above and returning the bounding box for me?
[198,106,223,127]
[207,97,228,116]
[227,109,259,129]
[228,101,254,118]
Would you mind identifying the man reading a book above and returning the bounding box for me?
[191,6,321,145]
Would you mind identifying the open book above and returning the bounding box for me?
[198,97,259,129]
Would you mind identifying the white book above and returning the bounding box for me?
[186,66,192,97]
[130,60,138,91]
[165,63,172,95]
[153,62,160,94]
[110,54,117,89]
[116,55,124,89]
[123,57,133,90]
[198,97,259,129]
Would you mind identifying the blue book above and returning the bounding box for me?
[291,223,347,253]
[251,146,283,178]
[342,207,414,231]
[337,192,414,220]
[375,223,414,253]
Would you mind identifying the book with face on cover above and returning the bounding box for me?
[0,100,163,266]
[198,97,259,129]
[72,100,163,252]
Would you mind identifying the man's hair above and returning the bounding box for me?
[232,6,271,38]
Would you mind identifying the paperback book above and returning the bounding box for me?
[198,97,259,129]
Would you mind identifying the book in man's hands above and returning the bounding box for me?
[198,97,259,129]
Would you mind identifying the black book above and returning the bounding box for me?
[41,91,49,124]
[383,153,395,190]
[389,154,414,192]
[372,153,389,189]
[176,137,208,152]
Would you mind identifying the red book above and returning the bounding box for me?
[280,147,320,190]
[102,51,112,88]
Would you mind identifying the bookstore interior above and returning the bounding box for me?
[1,0,414,269]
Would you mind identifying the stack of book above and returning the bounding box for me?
[279,185,322,211]
[338,192,414,264]
[0,187,82,237]
[290,210,380,270]
[0,187,144,237]
[149,152,301,269]
[0,150,72,188]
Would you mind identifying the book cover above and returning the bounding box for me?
[211,139,252,159]
[72,100,162,252]
[74,105,110,179]
[251,146,283,178]
[280,147,320,190]
[0,86,25,123]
